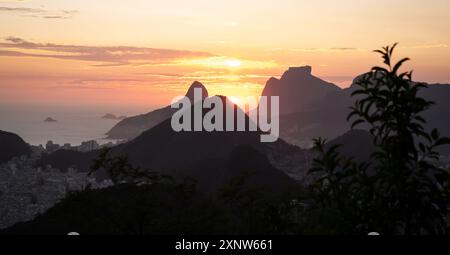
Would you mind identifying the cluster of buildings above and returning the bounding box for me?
[42,140,121,154]
[0,153,113,230]
[265,144,314,181]
[0,138,127,229]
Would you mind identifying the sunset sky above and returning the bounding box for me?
[1,0,450,109]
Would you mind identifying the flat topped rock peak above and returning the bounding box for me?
[281,65,313,80]
[288,65,312,75]
[261,65,341,114]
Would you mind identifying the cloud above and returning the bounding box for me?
[290,47,362,52]
[263,48,284,52]
[289,45,450,52]
[42,15,71,19]
[0,7,43,13]
[407,44,450,49]
[0,37,214,66]
[132,72,185,78]
[330,47,359,51]
[0,6,78,19]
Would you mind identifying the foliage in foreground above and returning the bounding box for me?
[308,44,450,235]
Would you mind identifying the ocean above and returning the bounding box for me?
[0,103,156,146]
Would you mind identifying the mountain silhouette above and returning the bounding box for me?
[325,129,375,162]
[0,130,31,164]
[185,81,209,101]
[104,95,302,193]
[112,95,273,172]
[105,81,208,140]
[262,66,341,115]
[263,69,450,148]
[172,144,298,193]
[101,113,126,120]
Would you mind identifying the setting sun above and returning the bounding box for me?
[226,59,242,68]
[177,57,246,69]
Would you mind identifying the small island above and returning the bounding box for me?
[44,117,57,122]
[101,113,127,120]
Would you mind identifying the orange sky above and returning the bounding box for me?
[1,0,450,109]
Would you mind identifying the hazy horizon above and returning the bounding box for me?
[1,0,449,108]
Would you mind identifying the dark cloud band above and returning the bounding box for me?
[0,37,214,66]
[0,6,78,19]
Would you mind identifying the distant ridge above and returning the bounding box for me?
[259,67,450,148]
[262,66,341,115]
[101,113,126,120]
[108,95,305,192]
[112,95,264,172]
[105,81,208,140]
[0,130,31,164]
[326,129,375,162]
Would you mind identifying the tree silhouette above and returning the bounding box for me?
[308,43,450,235]
[89,148,173,185]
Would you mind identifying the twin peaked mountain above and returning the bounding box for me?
[106,66,334,140]
[106,81,209,140]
